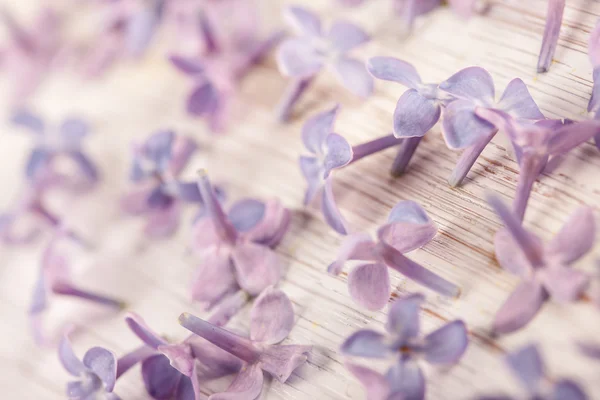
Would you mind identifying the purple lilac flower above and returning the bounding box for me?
[190,171,291,319]
[121,130,204,239]
[478,111,600,221]
[300,105,402,234]
[276,6,373,122]
[587,19,600,150]
[329,200,460,310]
[30,231,125,344]
[341,293,468,400]
[179,287,312,399]
[487,194,594,335]
[476,344,587,400]
[537,0,565,73]
[0,7,62,103]
[125,312,241,400]
[12,109,99,188]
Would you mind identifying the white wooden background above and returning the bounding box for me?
[1,0,600,398]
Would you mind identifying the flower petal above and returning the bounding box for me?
[321,177,348,235]
[125,312,168,349]
[82,347,118,391]
[345,363,391,400]
[25,148,51,179]
[11,108,44,134]
[187,82,218,117]
[59,118,89,145]
[169,55,205,75]
[377,221,436,255]
[348,263,391,311]
[176,181,202,203]
[340,330,391,358]
[191,248,237,307]
[536,0,566,73]
[366,57,421,88]
[250,287,295,344]
[323,133,353,177]
[227,199,266,233]
[284,6,321,36]
[159,343,194,377]
[492,280,548,335]
[386,359,425,400]
[197,171,238,243]
[302,105,339,155]
[328,232,377,275]
[175,376,196,400]
[493,228,535,278]
[423,320,468,364]
[497,78,544,120]
[209,363,264,400]
[393,89,441,138]
[126,6,161,56]
[144,201,181,238]
[551,380,587,400]
[187,336,242,379]
[231,242,281,296]
[577,341,600,360]
[169,135,198,177]
[144,130,175,172]
[546,207,596,264]
[241,199,291,247]
[386,293,424,340]
[58,332,85,376]
[538,267,589,303]
[328,22,369,52]
[505,344,544,392]
[259,344,312,382]
[276,37,324,78]
[441,100,495,149]
[120,187,155,215]
[547,120,600,155]
[142,354,182,399]
[439,66,495,103]
[332,56,374,98]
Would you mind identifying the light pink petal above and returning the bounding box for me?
[328,232,377,275]
[259,344,312,382]
[328,22,369,52]
[276,37,323,78]
[345,363,391,400]
[209,363,264,400]
[191,248,238,307]
[159,343,194,376]
[439,66,495,103]
[231,242,281,296]
[377,220,436,255]
[546,207,596,264]
[241,198,291,247]
[283,6,322,36]
[144,202,181,238]
[332,56,373,98]
[191,217,223,253]
[348,263,391,311]
[494,228,535,278]
[367,57,421,88]
[250,287,295,344]
[492,280,547,334]
[497,78,544,121]
[539,267,589,303]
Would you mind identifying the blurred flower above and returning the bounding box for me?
[329,200,460,310]
[12,109,99,189]
[190,171,291,316]
[30,231,125,344]
[477,344,587,400]
[276,6,372,121]
[121,130,205,239]
[179,287,311,399]
[300,105,401,234]
[587,19,600,150]
[341,293,468,400]
[487,194,594,335]
[537,0,565,73]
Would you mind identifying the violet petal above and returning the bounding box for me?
[69,151,99,182]
[125,312,168,350]
[227,199,266,233]
[159,344,194,377]
[538,267,589,303]
[284,6,322,36]
[302,105,339,155]
[322,133,353,177]
[58,333,85,376]
[59,118,89,144]
[250,287,295,344]
[393,89,440,138]
[537,0,565,73]
[230,242,281,296]
[345,363,390,400]
[327,232,377,275]
[547,120,600,155]
[546,207,596,264]
[144,202,181,238]
[340,330,391,358]
[439,66,495,103]
[348,263,391,311]
[493,228,535,278]
[505,344,544,392]
[191,248,237,306]
[551,380,587,400]
[328,22,369,52]
[386,359,425,400]
[187,82,218,117]
[377,220,437,255]
[386,293,424,340]
[82,347,118,391]
[299,157,321,204]
[441,100,495,149]
[492,280,547,335]
[209,363,264,400]
[321,177,348,235]
[11,108,45,133]
[142,354,182,399]
[277,38,324,78]
[332,56,374,98]
[258,344,312,382]
[497,78,544,120]
[422,320,468,364]
[367,57,421,88]
[169,55,205,76]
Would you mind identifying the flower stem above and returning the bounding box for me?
[116,345,156,379]
[179,312,260,363]
[196,170,238,244]
[51,282,126,309]
[513,154,545,222]
[537,0,565,73]
[448,130,498,187]
[350,134,402,163]
[390,136,422,177]
[275,77,314,123]
[207,290,250,327]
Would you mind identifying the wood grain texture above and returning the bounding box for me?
[1,0,600,399]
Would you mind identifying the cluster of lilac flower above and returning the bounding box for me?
[1,1,599,399]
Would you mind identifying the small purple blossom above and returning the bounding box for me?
[30,232,125,344]
[537,0,565,73]
[341,293,468,400]
[190,171,291,317]
[487,194,594,335]
[179,287,312,399]
[329,200,460,310]
[300,105,401,234]
[12,109,99,188]
[276,6,373,121]
[121,130,205,239]
[476,344,587,400]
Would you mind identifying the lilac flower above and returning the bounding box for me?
[12,109,99,188]
[0,7,62,103]
[537,0,565,73]
[587,19,600,150]
[125,312,241,400]
[438,68,544,186]
[300,105,402,234]
[329,201,460,310]
[30,232,125,344]
[179,287,312,399]
[276,6,373,122]
[477,344,587,400]
[121,130,204,239]
[341,293,468,400]
[487,194,594,335]
[190,171,291,316]
[478,112,600,221]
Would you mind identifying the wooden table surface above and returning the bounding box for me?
[1,0,600,398]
